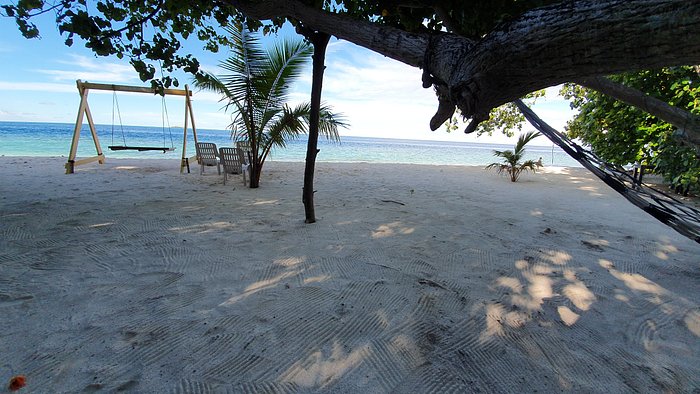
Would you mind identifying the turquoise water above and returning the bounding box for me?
[0,121,581,167]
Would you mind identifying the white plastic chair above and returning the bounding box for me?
[195,142,221,175]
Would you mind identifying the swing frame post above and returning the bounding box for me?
[180,84,199,174]
[65,79,197,174]
[66,80,106,174]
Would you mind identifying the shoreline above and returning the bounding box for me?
[1,156,698,392]
[1,154,577,170]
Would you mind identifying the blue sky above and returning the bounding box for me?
[0,14,575,145]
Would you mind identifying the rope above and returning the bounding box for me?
[161,96,175,150]
[515,99,700,244]
[158,62,176,151]
[112,91,126,146]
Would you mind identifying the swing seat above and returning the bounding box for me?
[108,145,175,152]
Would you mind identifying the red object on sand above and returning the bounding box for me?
[8,375,26,391]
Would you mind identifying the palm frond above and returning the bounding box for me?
[192,23,348,185]
[216,23,268,107]
[514,131,541,155]
[487,131,541,182]
[258,38,313,117]
[259,104,308,163]
[266,103,310,149]
[318,104,347,142]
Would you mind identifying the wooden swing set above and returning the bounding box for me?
[65,79,200,174]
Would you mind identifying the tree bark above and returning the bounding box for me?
[249,162,261,188]
[248,92,261,188]
[229,0,700,133]
[576,76,700,148]
[302,31,331,223]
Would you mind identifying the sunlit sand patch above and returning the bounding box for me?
[515,259,529,270]
[654,251,669,260]
[599,259,615,269]
[180,205,207,212]
[221,269,300,305]
[526,273,553,306]
[304,275,330,285]
[685,310,700,337]
[371,222,415,238]
[282,342,369,388]
[660,242,678,253]
[483,303,506,338]
[562,282,595,311]
[334,219,361,226]
[496,276,523,294]
[578,185,603,196]
[540,166,570,175]
[655,241,679,260]
[541,250,572,265]
[584,239,608,248]
[509,272,553,311]
[504,310,528,328]
[88,222,114,228]
[169,221,236,233]
[253,199,280,205]
[615,293,630,302]
[532,264,554,275]
[557,306,580,326]
[609,270,667,296]
[274,257,305,267]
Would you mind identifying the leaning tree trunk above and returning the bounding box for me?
[576,76,700,148]
[229,0,700,136]
[302,31,331,223]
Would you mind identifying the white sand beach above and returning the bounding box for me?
[1,156,699,392]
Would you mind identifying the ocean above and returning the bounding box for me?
[0,121,581,167]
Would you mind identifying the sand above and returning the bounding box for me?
[1,156,698,393]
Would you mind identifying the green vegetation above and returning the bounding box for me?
[0,0,556,90]
[562,67,700,194]
[194,24,346,188]
[4,1,697,194]
[486,131,542,182]
[444,91,545,137]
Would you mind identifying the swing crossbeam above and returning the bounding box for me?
[66,79,199,174]
[78,81,192,97]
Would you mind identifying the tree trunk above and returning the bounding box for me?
[248,94,261,188]
[302,31,331,223]
[249,161,261,188]
[576,76,700,148]
[229,0,700,133]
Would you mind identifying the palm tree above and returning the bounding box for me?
[486,131,542,182]
[194,23,346,188]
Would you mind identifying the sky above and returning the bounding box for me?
[0,12,576,145]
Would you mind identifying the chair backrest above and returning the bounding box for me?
[196,142,218,165]
[219,147,244,174]
[235,141,252,165]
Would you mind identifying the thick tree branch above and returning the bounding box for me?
[577,76,700,149]
[228,0,700,133]
[227,0,429,66]
[450,0,700,131]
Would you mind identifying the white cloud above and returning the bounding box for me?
[35,54,138,83]
[190,89,230,104]
[296,46,441,139]
[0,81,76,93]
